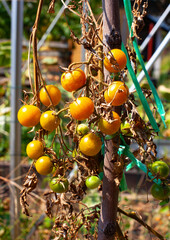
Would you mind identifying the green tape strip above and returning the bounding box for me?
[126,162,136,171]
[118,134,161,185]
[101,137,105,156]
[119,172,128,191]
[133,40,166,127]
[123,0,166,128]
[122,43,159,132]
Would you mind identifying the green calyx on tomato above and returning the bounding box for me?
[76,123,89,136]
[151,160,169,178]
[85,176,101,189]
[49,177,69,193]
[151,183,170,200]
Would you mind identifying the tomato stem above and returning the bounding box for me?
[55,107,70,116]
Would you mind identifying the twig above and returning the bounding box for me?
[0,176,45,203]
[116,221,126,240]
[117,207,165,240]
[25,213,46,240]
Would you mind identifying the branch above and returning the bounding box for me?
[118,207,165,240]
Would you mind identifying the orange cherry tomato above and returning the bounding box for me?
[104,81,129,106]
[104,49,127,73]
[40,110,60,132]
[26,140,44,159]
[61,68,86,92]
[17,105,41,127]
[39,85,61,106]
[34,156,53,175]
[79,132,102,156]
[98,111,121,135]
[69,97,94,120]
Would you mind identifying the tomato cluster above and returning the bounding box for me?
[149,160,170,200]
[17,48,131,194]
[22,48,170,202]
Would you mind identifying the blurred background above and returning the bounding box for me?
[0,0,169,239]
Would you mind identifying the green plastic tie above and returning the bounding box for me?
[123,0,166,128]
[101,137,105,156]
[119,172,128,191]
[118,134,161,185]
[133,40,166,127]
[122,43,159,132]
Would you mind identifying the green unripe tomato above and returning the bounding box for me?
[72,148,82,157]
[76,124,89,136]
[120,121,131,136]
[49,177,69,193]
[151,161,169,178]
[151,183,170,200]
[85,176,101,189]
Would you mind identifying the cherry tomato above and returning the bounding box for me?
[76,124,89,136]
[79,132,102,156]
[69,97,94,120]
[151,183,170,200]
[49,177,69,193]
[121,121,132,136]
[26,140,44,159]
[85,176,101,189]
[98,111,121,135]
[151,161,169,178]
[104,81,129,106]
[17,105,41,127]
[61,68,86,92]
[35,156,53,175]
[40,111,60,132]
[39,85,61,106]
[104,49,127,73]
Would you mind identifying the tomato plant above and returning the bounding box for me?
[49,177,69,193]
[69,97,94,120]
[150,161,169,178]
[26,140,44,159]
[39,85,61,106]
[104,48,127,73]
[98,111,121,135]
[34,156,53,175]
[104,81,129,106]
[40,110,60,132]
[17,105,41,127]
[85,176,101,189]
[17,0,169,239]
[79,132,102,156]
[151,183,170,200]
[61,68,86,92]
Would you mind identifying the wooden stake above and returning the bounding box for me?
[98,1,123,239]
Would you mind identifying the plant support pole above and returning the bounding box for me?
[130,31,170,93]
[98,1,122,239]
[140,4,170,52]
[10,0,23,239]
